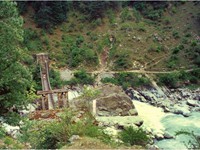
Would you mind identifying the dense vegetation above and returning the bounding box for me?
[0,1,33,123]
[102,72,150,89]
[18,109,112,149]
[158,69,200,88]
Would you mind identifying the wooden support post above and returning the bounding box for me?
[41,95,46,110]
[44,94,49,110]
[58,93,64,108]
[62,92,69,107]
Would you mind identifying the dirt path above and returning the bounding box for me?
[89,68,194,75]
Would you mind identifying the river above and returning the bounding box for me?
[133,100,200,149]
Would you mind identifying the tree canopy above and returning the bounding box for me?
[0,1,32,119]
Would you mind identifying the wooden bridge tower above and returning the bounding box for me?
[36,53,68,110]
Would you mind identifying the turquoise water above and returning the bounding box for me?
[134,101,200,150]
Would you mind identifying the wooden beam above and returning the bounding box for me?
[37,89,68,95]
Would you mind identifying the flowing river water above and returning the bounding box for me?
[133,100,200,149]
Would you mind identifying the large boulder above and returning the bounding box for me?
[95,84,137,116]
[70,84,138,117]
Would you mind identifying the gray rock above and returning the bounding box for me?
[97,111,110,116]
[187,100,199,107]
[155,133,164,140]
[134,119,143,127]
[116,108,123,114]
[128,109,138,116]
[163,106,171,113]
[41,112,51,118]
[69,135,80,143]
[163,132,174,139]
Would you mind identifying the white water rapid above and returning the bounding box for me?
[133,100,200,150]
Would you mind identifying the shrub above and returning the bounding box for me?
[91,18,102,28]
[49,69,63,89]
[0,127,6,139]
[185,33,192,37]
[167,55,179,68]
[102,72,150,89]
[113,51,132,70]
[120,8,133,22]
[194,56,200,66]
[156,45,165,52]
[172,46,180,54]
[191,40,197,47]
[120,127,150,146]
[101,77,118,85]
[120,23,133,31]
[133,8,141,23]
[66,69,95,86]
[107,9,116,24]
[19,109,111,149]
[172,31,180,39]
[158,73,179,88]
[163,17,170,25]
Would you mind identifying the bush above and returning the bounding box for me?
[101,77,118,85]
[172,31,180,39]
[120,8,133,22]
[113,51,132,70]
[158,73,179,88]
[19,109,111,149]
[167,55,179,68]
[120,127,150,146]
[49,69,63,89]
[23,28,43,51]
[102,72,150,89]
[66,69,95,86]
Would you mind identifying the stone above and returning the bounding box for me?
[163,106,170,113]
[95,84,136,116]
[163,132,174,139]
[134,119,143,127]
[97,111,110,116]
[2,123,20,138]
[103,127,118,136]
[41,112,51,118]
[155,133,164,140]
[128,109,138,116]
[116,108,123,114]
[187,100,199,107]
[69,135,80,143]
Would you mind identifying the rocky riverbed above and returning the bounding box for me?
[85,84,200,149]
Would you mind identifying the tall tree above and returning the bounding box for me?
[0,1,32,119]
[33,1,68,29]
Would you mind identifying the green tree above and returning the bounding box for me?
[0,1,32,120]
[32,1,68,29]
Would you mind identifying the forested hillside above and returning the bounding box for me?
[18,1,200,71]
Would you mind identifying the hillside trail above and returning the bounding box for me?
[144,53,170,69]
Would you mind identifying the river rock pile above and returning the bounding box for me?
[128,87,200,117]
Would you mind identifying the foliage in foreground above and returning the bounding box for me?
[176,130,200,149]
[0,1,32,122]
[18,109,111,149]
[119,127,150,146]
[0,126,25,149]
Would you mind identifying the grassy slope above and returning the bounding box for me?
[22,2,199,71]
